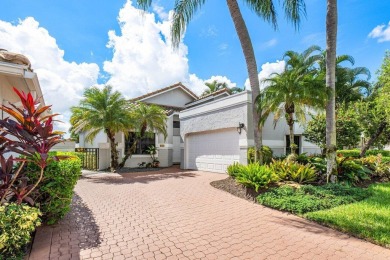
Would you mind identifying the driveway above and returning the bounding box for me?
[29,166,390,260]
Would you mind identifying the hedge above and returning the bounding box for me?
[26,151,82,225]
[337,149,390,158]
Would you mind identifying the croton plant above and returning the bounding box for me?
[0,88,65,205]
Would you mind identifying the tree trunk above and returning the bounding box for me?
[360,121,387,157]
[226,0,263,163]
[325,0,338,182]
[118,140,138,169]
[107,131,119,172]
[287,113,296,155]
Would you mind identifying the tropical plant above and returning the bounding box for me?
[137,0,307,163]
[257,46,327,155]
[336,157,372,185]
[269,159,317,184]
[247,145,273,164]
[0,203,41,257]
[226,162,243,178]
[0,88,64,205]
[201,80,228,96]
[235,163,278,192]
[118,102,167,169]
[318,53,372,105]
[325,0,338,182]
[353,100,390,156]
[304,110,361,153]
[70,86,133,171]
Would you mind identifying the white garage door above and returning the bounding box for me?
[186,128,240,173]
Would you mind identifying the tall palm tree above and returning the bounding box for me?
[257,47,327,155]
[325,0,338,182]
[137,0,307,163]
[118,102,167,169]
[202,80,228,96]
[70,86,133,172]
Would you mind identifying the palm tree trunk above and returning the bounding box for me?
[287,113,296,155]
[360,121,387,157]
[325,0,338,182]
[226,0,263,163]
[118,140,138,169]
[107,131,119,172]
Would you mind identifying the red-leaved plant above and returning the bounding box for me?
[0,88,65,205]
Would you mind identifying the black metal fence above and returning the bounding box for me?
[75,148,99,170]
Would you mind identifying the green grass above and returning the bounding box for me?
[306,183,390,247]
[257,184,370,215]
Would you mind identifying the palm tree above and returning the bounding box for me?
[319,53,371,105]
[336,67,371,104]
[257,47,327,155]
[325,0,338,182]
[70,86,133,172]
[118,102,167,169]
[137,0,307,163]
[202,80,228,96]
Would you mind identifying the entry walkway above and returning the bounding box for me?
[29,167,390,259]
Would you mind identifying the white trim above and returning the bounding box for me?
[180,91,251,120]
[186,92,230,107]
[139,85,197,102]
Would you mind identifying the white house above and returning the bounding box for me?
[0,49,46,118]
[79,83,321,173]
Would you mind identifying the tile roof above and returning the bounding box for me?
[130,82,198,102]
[198,88,230,100]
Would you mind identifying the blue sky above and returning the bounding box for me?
[1,0,389,132]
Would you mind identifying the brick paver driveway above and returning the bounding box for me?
[30,166,390,260]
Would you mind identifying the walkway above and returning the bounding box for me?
[29,167,390,259]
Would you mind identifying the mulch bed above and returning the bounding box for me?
[210,177,266,202]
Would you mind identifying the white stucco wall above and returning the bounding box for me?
[142,88,195,107]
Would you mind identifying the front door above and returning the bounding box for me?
[173,136,181,163]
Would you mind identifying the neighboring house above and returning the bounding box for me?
[0,49,45,118]
[79,82,321,173]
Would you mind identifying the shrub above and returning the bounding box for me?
[248,146,273,164]
[337,157,372,185]
[257,184,371,215]
[337,150,360,158]
[26,152,81,224]
[360,155,390,177]
[0,203,41,257]
[226,162,243,178]
[337,149,390,158]
[235,163,278,192]
[269,160,318,184]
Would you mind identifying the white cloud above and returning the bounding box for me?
[104,0,197,98]
[368,22,390,42]
[205,76,237,88]
[200,25,218,38]
[0,17,100,134]
[245,60,285,90]
[259,38,278,50]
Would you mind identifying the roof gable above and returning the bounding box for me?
[130,82,198,103]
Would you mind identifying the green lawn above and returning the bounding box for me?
[306,183,390,248]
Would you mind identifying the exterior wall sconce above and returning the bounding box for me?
[237,122,245,134]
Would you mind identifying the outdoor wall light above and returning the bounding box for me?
[237,122,245,134]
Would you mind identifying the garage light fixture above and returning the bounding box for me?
[237,122,245,134]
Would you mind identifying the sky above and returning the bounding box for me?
[1,0,390,134]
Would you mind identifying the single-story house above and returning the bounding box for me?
[78,83,320,173]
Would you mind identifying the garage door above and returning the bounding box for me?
[186,128,240,173]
